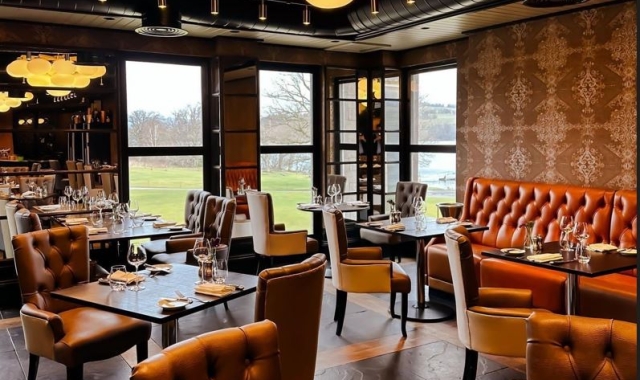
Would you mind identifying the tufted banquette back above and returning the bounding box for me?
[394,181,428,217]
[460,177,617,248]
[225,164,259,192]
[12,226,89,314]
[202,195,237,246]
[183,190,212,233]
[609,189,637,249]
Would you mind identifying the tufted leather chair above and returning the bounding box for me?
[255,254,326,380]
[0,166,29,184]
[12,226,151,380]
[141,190,212,260]
[444,225,549,380]
[14,208,42,234]
[526,312,637,380]
[19,174,56,195]
[324,208,410,337]
[327,174,347,191]
[360,181,428,262]
[130,320,282,380]
[247,191,319,272]
[151,196,237,265]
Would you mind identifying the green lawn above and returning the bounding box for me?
[129,167,455,230]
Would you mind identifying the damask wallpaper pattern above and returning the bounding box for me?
[457,2,636,198]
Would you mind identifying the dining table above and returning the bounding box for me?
[51,264,258,348]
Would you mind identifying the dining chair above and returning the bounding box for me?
[246,191,319,272]
[360,181,428,262]
[255,253,326,380]
[526,312,637,380]
[14,207,42,234]
[12,226,151,380]
[65,160,78,189]
[323,207,410,337]
[444,225,549,380]
[74,161,85,187]
[130,320,282,380]
[18,174,56,194]
[327,174,347,192]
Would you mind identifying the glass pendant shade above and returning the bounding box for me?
[306,0,353,9]
[0,91,34,112]
[6,54,107,90]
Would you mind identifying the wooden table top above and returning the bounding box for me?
[51,264,258,324]
[482,242,637,277]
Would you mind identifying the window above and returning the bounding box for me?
[409,66,457,216]
[125,60,205,222]
[259,69,314,231]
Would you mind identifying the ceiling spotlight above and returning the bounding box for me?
[307,0,353,8]
[371,0,379,15]
[303,6,311,26]
[259,0,267,21]
[407,0,415,3]
[99,0,107,2]
[158,0,167,9]
[211,0,219,15]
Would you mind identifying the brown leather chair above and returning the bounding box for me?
[444,226,549,380]
[14,207,42,234]
[526,312,637,380]
[323,207,410,337]
[151,196,237,265]
[360,181,428,262]
[255,253,326,380]
[130,320,282,380]
[247,191,319,272]
[12,226,151,380]
[141,190,212,260]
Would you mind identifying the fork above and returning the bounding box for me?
[175,290,205,303]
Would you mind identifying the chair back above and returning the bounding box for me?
[30,162,41,172]
[444,225,480,350]
[255,254,326,380]
[101,172,115,195]
[18,175,56,194]
[322,208,350,290]
[394,181,428,217]
[15,208,42,234]
[526,312,637,380]
[75,162,85,187]
[183,190,212,233]
[0,166,29,184]
[203,196,236,247]
[327,174,347,192]
[5,200,21,240]
[65,160,78,189]
[83,165,95,191]
[130,320,282,380]
[12,225,89,314]
[246,191,275,255]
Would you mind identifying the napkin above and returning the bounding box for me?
[21,191,35,198]
[108,270,144,284]
[436,217,457,224]
[587,243,618,252]
[88,227,108,235]
[65,217,89,225]
[618,248,637,256]
[194,283,235,297]
[36,204,61,211]
[153,221,177,228]
[383,223,405,232]
[526,253,563,263]
[347,201,369,207]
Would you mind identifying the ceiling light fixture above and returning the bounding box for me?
[522,0,588,7]
[0,91,34,113]
[259,0,267,21]
[371,0,379,14]
[303,6,311,26]
[407,0,415,4]
[99,0,107,2]
[306,0,353,9]
[211,0,219,15]
[6,54,106,90]
[158,0,167,9]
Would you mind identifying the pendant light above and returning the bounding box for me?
[407,0,415,4]
[371,0,379,15]
[259,0,267,21]
[158,0,167,9]
[211,0,219,15]
[306,0,353,8]
[303,6,311,26]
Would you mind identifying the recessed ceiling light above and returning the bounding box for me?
[104,17,116,21]
[421,26,429,30]
[230,30,240,34]
[331,40,340,43]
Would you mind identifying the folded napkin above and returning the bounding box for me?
[436,217,457,224]
[587,243,618,252]
[298,203,321,209]
[108,270,144,284]
[88,227,108,235]
[21,191,35,198]
[618,248,637,256]
[347,201,369,207]
[36,204,61,211]
[383,223,405,232]
[526,253,563,263]
[65,217,89,225]
[194,283,235,297]
[153,221,177,228]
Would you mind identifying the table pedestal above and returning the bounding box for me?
[161,320,178,348]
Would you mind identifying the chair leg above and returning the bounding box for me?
[255,255,262,275]
[462,348,478,380]
[66,365,83,380]
[335,290,348,336]
[389,292,397,318]
[401,292,408,338]
[136,341,149,362]
[223,301,229,311]
[27,354,39,380]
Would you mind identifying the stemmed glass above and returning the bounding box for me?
[28,179,36,192]
[327,185,336,205]
[558,216,574,251]
[128,199,139,219]
[193,238,212,285]
[95,192,107,219]
[64,186,73,206]
[127,243,146,291]
[72,189,83,210]
[334,184,342,205]
[80,185,89,205]
[573,222,590,263]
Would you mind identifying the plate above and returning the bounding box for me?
[157,298,189,310]
[148,264,173,273]
[501,248,525,255]
[618,248,637,256]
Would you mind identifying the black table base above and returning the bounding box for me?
[390,299,455,323]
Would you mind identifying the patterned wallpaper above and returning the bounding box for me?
[457,2,637,199]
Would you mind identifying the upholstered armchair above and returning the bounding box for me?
[323,208,410,337]
[130,320,282,380]
[247,191,319,272]
[255,254,326,380]
[526,312,637,380]
[150,196,237,265]
[327,174,347,191]
[14,207,42,234]
[360,181,428,262]
[141,190,212,260]
[12,226,151,380]
[18,174,56,195]
[444,226,549,380]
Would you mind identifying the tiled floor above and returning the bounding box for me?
[0,259,526,380]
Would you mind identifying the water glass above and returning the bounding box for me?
[112,216,125,234]
[109,265,127,291]
[573,222,590,263]
[415,212,426,231]
[213,246,230,284]
[335,192,343,205]
[59,196,68,209]
[90,211,103,227]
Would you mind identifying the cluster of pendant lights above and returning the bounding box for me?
[0,91,34,113]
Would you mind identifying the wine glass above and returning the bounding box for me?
[558,215,574,251]
[80,185,89,205]
[127,243,146,291]
[72,189,83,210]
[108,192,119,206]
[334,184,342,205]
[193,238,212,285]
[327,185,336,205]
[573,222,590,263]
[64,186,73,203]
[128,199,139,219]
[28,179,36,192]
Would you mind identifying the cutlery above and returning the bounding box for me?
[226,283,245,290]
[175,290,205,303]
[549,259,577,265]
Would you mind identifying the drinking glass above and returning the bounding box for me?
[327,185,336,204]
[108,192,119,207]
[59,196,68,209]
[127,243,146,291]
[72,189,83,210]
[95,196,107,218]
[28,179,36,192]
[559,216,574,251]
[193,238,212,285]
[128,199,139,219]
[573,222,590,263]
[90,211,103,227]
[334,184,341,204]
[64,186,73,202]
[80,185,89,204]
[109,265,127,291]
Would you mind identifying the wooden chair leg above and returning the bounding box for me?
[335,290,348,336]
[462,348,478,380]
[389,291,397,318]
[66,365,83,380]
[136,341,149,362]
[401,292,408,338]
[27,354,39,380]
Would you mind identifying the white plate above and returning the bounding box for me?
[501,248,525,255]
[148,264,173,273]
[157,298,189,310]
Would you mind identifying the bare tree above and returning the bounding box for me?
[262,72,312,146]
[128,109,165,147]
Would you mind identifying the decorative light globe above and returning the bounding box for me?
[72,75,91,88]
[46,90,72,97]
[306,0,353,9]
[50,74,75,87]
[6,59,29,78]
[52,59,77,75]
[27,75,52,87]
[27,58,52,75]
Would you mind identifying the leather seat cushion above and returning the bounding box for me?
[56,307,151,367]
[141,240,167,258]
[427,242,483,293]
[151,252,190,265]
[360,229,401,245]
[306,237,319,254]
[391,262,411,293]
[578,274,637,323]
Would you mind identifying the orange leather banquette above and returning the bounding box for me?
[425,177,636,322]
[225,163,258,219]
